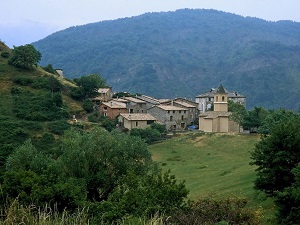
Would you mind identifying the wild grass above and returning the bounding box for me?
[0,199,89,225]
[0,199,165,225]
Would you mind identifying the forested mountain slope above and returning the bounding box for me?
[33,9,300,109]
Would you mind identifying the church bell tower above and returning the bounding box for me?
[214,84,228,112]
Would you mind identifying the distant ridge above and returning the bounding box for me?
[33,9,300,110]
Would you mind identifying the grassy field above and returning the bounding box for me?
[150,132,276,223]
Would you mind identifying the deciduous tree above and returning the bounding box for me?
[9,44,41,69]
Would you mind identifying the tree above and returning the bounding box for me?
[8,44,41,69]
[243,107,268,132]
[228,100,247,131]
[276,163,300,224]
[250,115,300,196]
[94,169,189,223]
[74,74,106,98]
[257,108,297,134]
[57,127,152,201]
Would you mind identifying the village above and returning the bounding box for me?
[93,84,246,133]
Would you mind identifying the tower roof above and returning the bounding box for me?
[216,84,227,94]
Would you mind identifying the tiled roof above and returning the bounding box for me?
[173,100,196,108]
[102,101,126,109]
[216,84,226,94]
[200,111,231,119]
[123,97,146,103]
[136,95,160,104]
[98,88,111,94]
[120,113,157,121]
[156,105,187,111]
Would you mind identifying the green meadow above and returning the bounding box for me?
[150,132,276,223]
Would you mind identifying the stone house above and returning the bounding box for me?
[199,85,241,133]
[115,97,147,113]
[118,113,157,130]
[195,87,246,113]
[99,100,127,120]
[162,98,199,125]
[148,105,188,130]
[97,87,113,101]
[135,95,161,110]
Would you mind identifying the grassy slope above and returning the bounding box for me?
[150,132,276,223]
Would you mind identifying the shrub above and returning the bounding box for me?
[42,64,56,74]
[1,51,10,58]
[82,99,94,113]
[13,76,34,86]
[167,196,261,225]
[47,120,70,135]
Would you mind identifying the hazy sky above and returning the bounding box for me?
[1,0,300,47]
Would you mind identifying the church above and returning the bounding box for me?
[199,85,241,133]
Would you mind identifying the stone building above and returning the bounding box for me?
[99,100,127,119]
[97,87,113,101]
[115,97,147,114]
[162,98,198,125]
[199,85,241,133]
[118,113,157,130]
[148,105,188,130]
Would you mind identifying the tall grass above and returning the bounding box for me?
[0,199,89,225]
[0,199,165,225]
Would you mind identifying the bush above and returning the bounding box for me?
[168,196,261,225]
[42,64,56,74]
[12,89,69,121]
[47,120,70,135]
[130,127,161,144]
[13,76,34,86]
[1,51,10,58]
[83,99,94,113]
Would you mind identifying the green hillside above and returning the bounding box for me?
[150,132,276,224]
[33,9,300,110]
[0,41,83,171]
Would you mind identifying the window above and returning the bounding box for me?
[135,121,138,126]
[181,115,184,120]
[222,96,225,101]
[216,96,219,102]
[147,120,154,125]
[103,107,107,111]
[130,109,133,113]
[170,116,173,121]
[168,110,170,113]
[173,110,175,113]
[179,110,181,113]
[104,112,107,117]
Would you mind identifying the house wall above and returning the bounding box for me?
[127,102,147,114]
[99,104,127,119]
[119,117,152,130]
[148,107,188,130]
[166,102,198,125]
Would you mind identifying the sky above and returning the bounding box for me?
[1,0,300,47]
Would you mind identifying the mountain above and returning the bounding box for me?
[33,9,300,110]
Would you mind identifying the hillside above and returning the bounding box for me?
[0,42,83,171]
[33,9,300,110]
